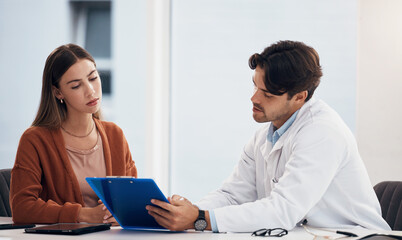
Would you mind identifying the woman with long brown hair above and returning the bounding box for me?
[10,44,137,224]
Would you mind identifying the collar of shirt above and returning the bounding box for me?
[267,109,300,146]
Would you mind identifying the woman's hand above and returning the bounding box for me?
[101,204,119,226]
[78,201,118,225]
[78,204,106,223]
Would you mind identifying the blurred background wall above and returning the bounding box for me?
[357,0,402,186]
[0,0,400,201]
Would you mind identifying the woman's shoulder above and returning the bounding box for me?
[96,119,124,136]
[21,126,53,139]
[18,126,57,149]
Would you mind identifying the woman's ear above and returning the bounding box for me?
[52,86,63,100]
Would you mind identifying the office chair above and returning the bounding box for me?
[0,168,12,217]
[374,181,402,230]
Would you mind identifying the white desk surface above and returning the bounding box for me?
[0,217,401,240]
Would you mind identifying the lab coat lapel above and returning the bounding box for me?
[267,139,285,192]
[263,118,304,194]
[260,138,272,163]
[260,139,274,195]
[271,138,285,153]
[260,131,285,196]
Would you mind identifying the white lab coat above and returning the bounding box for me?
[196,98,390,233]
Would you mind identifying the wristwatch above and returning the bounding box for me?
[194,210,207,231]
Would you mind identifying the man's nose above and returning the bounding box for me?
[251,89,260,103]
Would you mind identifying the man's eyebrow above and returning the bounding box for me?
[252,78,270,93]
[261,88,270,93]
[66,70,96,84]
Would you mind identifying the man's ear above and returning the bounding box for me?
[295,91,308,103]
[52,86,63,100]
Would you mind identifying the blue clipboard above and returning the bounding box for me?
[86,177,169,230]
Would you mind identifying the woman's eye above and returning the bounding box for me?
[72,85,80,89]
[89,76,98,81]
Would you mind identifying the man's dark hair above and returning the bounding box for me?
[249,40,322,101]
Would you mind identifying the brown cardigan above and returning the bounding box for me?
[10,119,137,224]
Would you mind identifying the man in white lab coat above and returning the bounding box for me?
[147,40,391,232]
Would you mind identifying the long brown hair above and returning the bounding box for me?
[32,44,101,128]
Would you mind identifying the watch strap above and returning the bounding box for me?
[198,210,206,220]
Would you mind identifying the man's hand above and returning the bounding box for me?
[146,195,200,231]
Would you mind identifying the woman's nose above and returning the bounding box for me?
[86,82,95,96]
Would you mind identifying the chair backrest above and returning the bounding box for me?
[0,168,11,217]
[374,181,402,230]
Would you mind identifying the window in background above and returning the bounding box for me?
[170,0,357,202]
[70,0,113,119]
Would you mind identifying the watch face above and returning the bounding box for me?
[195,219,207,231]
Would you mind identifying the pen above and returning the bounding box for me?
[336,230,358,237]
[299,219,358,238]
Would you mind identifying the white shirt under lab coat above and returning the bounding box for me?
[196,98,390,232]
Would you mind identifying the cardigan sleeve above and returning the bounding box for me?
[102,120,138,178]
[123,133,137,178]
[10,130,81,224]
